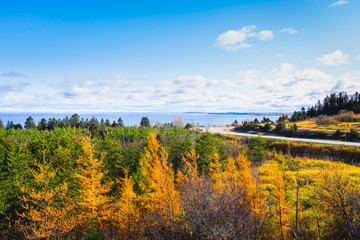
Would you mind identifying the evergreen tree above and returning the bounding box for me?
[24,116,36,129]
[140,117,150,127]
[0,119,4,129]
[105,119,111,127]
[47,118,58,131]
[69,114,80,128]
[117,117,124,127]
[38,118,47,131]
[6,120,14,130]
[14,124,23,130]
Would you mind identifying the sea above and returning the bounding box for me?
[0,112,282,127]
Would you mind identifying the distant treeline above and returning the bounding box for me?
[290,91,360,122]
[0,114,156,132]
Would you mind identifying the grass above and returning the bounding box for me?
[257,155,360,219]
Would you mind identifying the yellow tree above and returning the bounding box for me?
[138,131,180,234]
[223,153,265,215]
[16,152,75,240]
[75,136,113,230]
[209,151,225,193]
[177,149,200,187]
[113,171,139,239]
[269,164,291,240]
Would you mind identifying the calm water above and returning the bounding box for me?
[0,112,281,127]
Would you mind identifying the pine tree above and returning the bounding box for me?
[117,117,124,127]
[24,116,36,130]
[140,117,150,127]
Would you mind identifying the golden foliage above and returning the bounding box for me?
[75,136,113,229]
[16,153,75,240]
[138,132,181,230]
[176,149,200,187]
[269,164,291,240]
[208,150,266,216]
[113,171,139,239]
[209,151,225,193]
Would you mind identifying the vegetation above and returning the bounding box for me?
[0,121,360,239]
[291,91,360,121]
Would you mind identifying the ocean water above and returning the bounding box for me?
[0,112,281,127]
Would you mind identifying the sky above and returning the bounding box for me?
[0,0,359,113]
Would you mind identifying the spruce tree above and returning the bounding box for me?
[24,116,36,129]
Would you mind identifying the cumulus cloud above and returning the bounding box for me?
[258,30,274,41]
[3,66,360,113]
[272,63,295,75]
[235,69,260,79]
[216,25,273,51]
[102,73,131,88]
[175,75,209,88]
[280,27,298,34]
[354,55,360,60]
[329,0,349,7]
[1,71,27,78]
[331,71,360,92]
[316,50,350,66]
[174,75,234,89]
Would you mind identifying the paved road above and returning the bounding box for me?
[200,127,360,147]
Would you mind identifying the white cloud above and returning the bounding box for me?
[280,27,298,34]
[174,75,235,88]
[3,65,360,113]
[315,50,350,66]
[332,71,360,92]
[258,30,273,41]
[273,63,295,75]
[175,75,209,88]
[216,25,273,51]
[0,83,30,93]
[102,73,131,88]
[329,0,349,8]
[235,69,260,79]
[354,55,360,60]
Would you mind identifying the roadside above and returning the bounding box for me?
[200,127,360,147]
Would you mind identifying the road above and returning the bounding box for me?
[199,127,360,147]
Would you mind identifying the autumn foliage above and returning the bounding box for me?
[75,136,114,231]
[16,151,75,240]
[4,127,360,239]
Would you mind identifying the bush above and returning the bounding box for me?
[350,129,359,141]
[275,121,286,132]
[248,137,266,164]
[262,122,271,131]
[333,129,343,138]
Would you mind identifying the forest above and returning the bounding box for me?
[0,124,360,239]
[290,91,360,122]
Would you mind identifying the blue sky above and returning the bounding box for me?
[1,0,359,113]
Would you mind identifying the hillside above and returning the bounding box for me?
[1,127,360,239]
